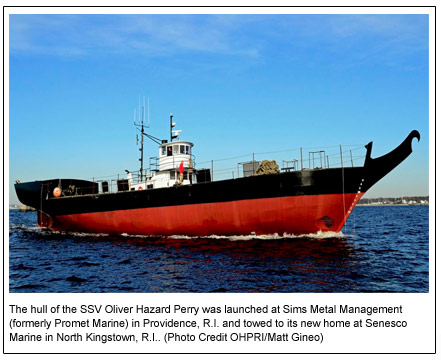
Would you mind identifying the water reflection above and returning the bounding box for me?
[76,234,359,292]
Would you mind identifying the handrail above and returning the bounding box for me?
[68,143,369,195]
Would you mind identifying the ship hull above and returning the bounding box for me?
[39,192,364,236]
[27,167,367,236]
[15,130,420,237]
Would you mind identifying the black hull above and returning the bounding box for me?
[21,167,365,217]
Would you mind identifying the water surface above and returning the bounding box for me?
[9,206,429,292]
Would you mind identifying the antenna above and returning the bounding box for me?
[147,96,150,128]
[142,96,145,126]
[133,97,163,178]
[134,108,137,148]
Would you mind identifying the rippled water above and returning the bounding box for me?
[9,206,429,293]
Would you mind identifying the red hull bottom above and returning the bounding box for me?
[39,193,364,236]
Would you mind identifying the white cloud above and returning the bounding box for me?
[9,14,427,70]
[9,14,262,58]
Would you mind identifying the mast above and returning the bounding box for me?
[170,113,174,142]
[170,113,179,142]
[134,97,164,177]
[140,97,145,177]
[134,97,145,178]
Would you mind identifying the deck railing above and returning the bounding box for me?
[60,144,367,197]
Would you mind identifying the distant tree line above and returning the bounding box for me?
[358,196,429,204]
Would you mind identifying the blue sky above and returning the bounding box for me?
[8,13,429,204]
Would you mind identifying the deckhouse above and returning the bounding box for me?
[150,140,195,188]
[129,114,195,191]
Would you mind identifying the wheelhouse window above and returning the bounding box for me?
[173,145,179,154]
[180,145,185,154]
[167,146,172,156]
[185,146,190,155]
[161,146,166,156]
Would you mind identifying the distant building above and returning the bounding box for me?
[358,196,429,206]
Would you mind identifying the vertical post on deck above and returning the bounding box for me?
[211,160,214,181]
[339,145,344,168]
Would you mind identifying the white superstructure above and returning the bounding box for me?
[145,140,195,189]
[158,141,194,172]
[129,113,196,190]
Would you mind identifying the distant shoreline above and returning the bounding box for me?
[10,204,429,209]
[357,203,428,207]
